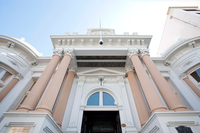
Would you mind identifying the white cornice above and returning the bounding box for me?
[162,36,200,60]
[0,35,42,59]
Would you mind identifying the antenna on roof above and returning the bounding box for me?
[99,19,103,45]
[100,19,101,29]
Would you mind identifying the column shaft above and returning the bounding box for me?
[0,77,19,102]
[36,55,71,115]
[142,55,187,111]
[53,71,75,127]
[130,55,167,113]
[17,55,61,111]
[127,71,149,126]
[184,77,200,98]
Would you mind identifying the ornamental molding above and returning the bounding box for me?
[63,48,74,58]
[164,60,171,66]
[139,48,149,57]
[53,48,75,58]
[125,65,133,73]
[7,42,15,48]
[15,73,23,80]
[53,49,63,57]
[179,73,188,79]
[31,60,38,66]
[68,64,77,72]
[128,48,139,58]
[188,41,196,48]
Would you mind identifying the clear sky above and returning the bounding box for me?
[0,0,199,57]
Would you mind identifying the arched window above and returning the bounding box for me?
[190,68,200,82]
[87,91,115,106]
[103,92,115,106]
[87,92,99,106]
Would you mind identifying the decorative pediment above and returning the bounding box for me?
[77,68,124,76]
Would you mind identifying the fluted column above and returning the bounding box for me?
[0,74,22,102]
[126,67,149,126]
[17,50,62,111]
[183,75,200,98]
[53,68,76,127]
[128,49,167,113]
[140,49,187,111]
[36,49,73,115]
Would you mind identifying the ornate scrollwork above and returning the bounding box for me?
[188,41,196,48]
[179,73,188,79]
[31,60,38,66]
[63,48,74,58]
[125,65,134,73]
[128,48,139,58]
[164,60,171,66]
[15,73,23,80]
[68,64,77,72]
[53,49,63,57]
[139,48,149,57]
[7,42,15,48]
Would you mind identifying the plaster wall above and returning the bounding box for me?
[158,9,200,56]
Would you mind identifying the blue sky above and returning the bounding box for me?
[0,0,199,56]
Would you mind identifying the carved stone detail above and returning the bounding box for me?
[7,42,15,48]
[53,49,63,57]
[67,39,70,45]
[128,48,139,58]
[188,41,196,48]
[139,48,149,57]
[179,73,188,79]
[63,48,74,58]
[125,65,133,73]
[68,65,77,72]
[31,60,38,66]
[15,73,23,80]
[164,60,171,66]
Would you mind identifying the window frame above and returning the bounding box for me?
[86,90,115,106]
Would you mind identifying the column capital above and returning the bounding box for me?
[128,48,139,58]
[125,65,134,73]
[15,73,23,80]
[53,49,63,57]
[68,65,77,72]
[63,48,74,58]
[139,48,149,57]
[179,73,188,79]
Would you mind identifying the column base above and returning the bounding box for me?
[32,109,52,116]
[0,112,62,133]
[9,109,29,113]
[151,107,167,114]
[141,111,200,133]
[173,107,191,112]
[35,106,53,116]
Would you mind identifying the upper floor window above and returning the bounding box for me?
[87,91,115,106]
[190,68,200,82]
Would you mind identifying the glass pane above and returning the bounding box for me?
[0,67,7,80]
[196,69,200,77]
[87,92,99,106]
[191,68,200,82]
[103,92,114,106]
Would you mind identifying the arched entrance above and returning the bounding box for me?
[81,90,122,133]
[81,111,122,133]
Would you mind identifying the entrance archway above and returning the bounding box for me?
[81,111,122,133]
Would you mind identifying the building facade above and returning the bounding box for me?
[0,7,200,133]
